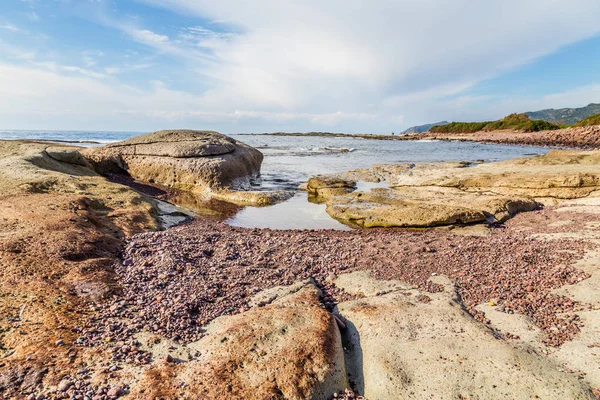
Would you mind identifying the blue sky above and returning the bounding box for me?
[1,0,600,133]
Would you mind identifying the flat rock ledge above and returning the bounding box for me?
[127,275,595,399]
[83,130,290,206]
[309,150,600,228]
[334,271,595,400]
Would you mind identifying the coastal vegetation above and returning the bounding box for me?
[574,113,600,127]
[429,113,561,134]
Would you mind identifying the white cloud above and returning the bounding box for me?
[0,62,383,131]
[32,61,106,79]
[0,23,20,32]
[129,29,169,45]
[82,50,104,67]
[104,67,121,75]
[0,39,37,60]
[134,0,600,124]
[2,1,600,131]
[179,26,237,49]
[104,63,153,75]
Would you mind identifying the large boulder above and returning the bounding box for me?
[83,130,264,192]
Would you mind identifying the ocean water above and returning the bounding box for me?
[0,130,551,229]
[0,129,139,144]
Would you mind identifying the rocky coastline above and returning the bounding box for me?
[413,125,600,149]
[243,125,600,149]
[2,133,600,399]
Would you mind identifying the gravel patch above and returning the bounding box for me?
[74,206,596,352]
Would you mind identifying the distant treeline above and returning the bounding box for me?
[429,113,562,133]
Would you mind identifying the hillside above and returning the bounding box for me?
[526,103,600,125]
[574,113,600,127]
[401,121,448,134]
[429,113,560,134]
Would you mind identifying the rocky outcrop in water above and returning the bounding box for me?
[314,150,600,228]
[83,130,264,192]
[83,130,295,206]
[307,176,357,201]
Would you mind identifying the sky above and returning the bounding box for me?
[1,0,600,133]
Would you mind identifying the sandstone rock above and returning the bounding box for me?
[133,280,348,399]
[334,272,595,400]
[393,150,600,196]
[83,130,264,192]
[44,146,92,167]
[326,186,538,228]
[313,150,600,228]
[211,188,294,206]
[307,176,356,202]
[0,141,158,397]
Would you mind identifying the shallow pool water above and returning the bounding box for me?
[226,192,351,230]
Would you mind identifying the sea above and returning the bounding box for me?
[0,130,550,230]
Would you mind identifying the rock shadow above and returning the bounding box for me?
[338,316,365,395]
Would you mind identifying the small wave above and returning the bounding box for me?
[323,147,355,153]
[260,146,356,156]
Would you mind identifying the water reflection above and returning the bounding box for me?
[226,192,351,230]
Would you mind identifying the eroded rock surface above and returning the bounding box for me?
[307,176,357,201]
[83,130,264,192]
[132,280,348,399]
[334,271,595,400]
[314,150,600,228]
[327,186,538,228]
[0,140,158,397]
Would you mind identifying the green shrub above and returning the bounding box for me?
[430,113,560,133]
[430,122,490,133]
[574,113,600,127]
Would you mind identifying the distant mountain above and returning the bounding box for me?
[525,103,600,125]
[401,121,449,134]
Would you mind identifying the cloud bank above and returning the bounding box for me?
[1,0,600,131]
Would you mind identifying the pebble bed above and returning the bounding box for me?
[74,207,595,356]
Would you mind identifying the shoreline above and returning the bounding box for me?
[237,126,600,150]
[413,125,600,149]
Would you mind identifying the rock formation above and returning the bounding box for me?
[83,130,293,206]
[307,176,357,201]
[83,130,264,192]
[0,140,159,397]
[131,280,348,399]
[334,271,594,399]
[311,150,600,228]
